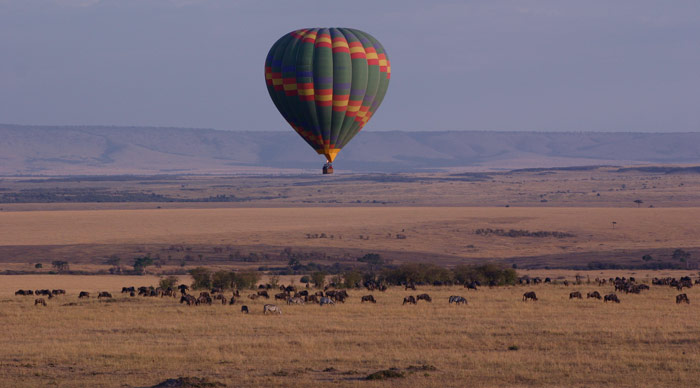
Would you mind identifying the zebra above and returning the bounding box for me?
[449,295,467,305]
[287,297,305,305]
[263,304,282,315]
[319,297,335,306]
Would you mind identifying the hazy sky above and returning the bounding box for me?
[1,0,699,132]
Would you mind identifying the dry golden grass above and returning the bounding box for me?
[1,207,699,263]
[1,274,698,387]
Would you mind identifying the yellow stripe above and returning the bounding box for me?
[298,89,314,96]
[332,100,349,107]
[315,94,332,101]
[366,52,378,59]
[272,79,283,86]
[349,47,365,54]
[316,37,332,44]
[332,41,349,49]
[378,59,387,66]
[346,105,361,112]
[283,84,297,91]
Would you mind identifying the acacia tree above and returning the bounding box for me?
[634,199,643,208]
[52,261,69,272]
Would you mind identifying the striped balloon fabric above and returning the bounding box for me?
[265,28,390,163]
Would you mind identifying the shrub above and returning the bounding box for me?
[212,271,233,289]
[233,271,260,290]
[300,275,310,284]
[189,267,212,289]
[159,276,179,290]
[343,270,363,288]
[366,369,404,380]
[311,271,326,288]
[34,263,42,269]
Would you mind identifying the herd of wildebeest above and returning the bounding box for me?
[13,275,696,313]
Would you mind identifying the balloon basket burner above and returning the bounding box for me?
[323,164,334,174]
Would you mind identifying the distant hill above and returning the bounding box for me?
[1,124,699,175]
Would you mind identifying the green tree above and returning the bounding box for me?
[133,256,154,275]
[212,270,233,289]
[159,276,179,290]
[311,271,326,288]
[34,263,43,269]
[189,267,212,289]
[343,270,363,288]
[233,271,261,290]
[52,260,69,272]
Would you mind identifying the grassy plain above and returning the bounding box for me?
[1,274,698,388]
[0,206,699,269]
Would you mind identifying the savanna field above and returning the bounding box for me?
[1,274,698,388]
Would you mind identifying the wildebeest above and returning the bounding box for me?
[604,293,620,303]
[34,298,47,306]
[587,291,601,299]
[417,293,432,302]
[97,292,112,299]
[79,291,90,299]
[248,294,259,300]
[257,290,270,299]
[361,295,376,303]
[129,291,136,297]
[15,289,33,296]
[405,282,416,291]
[274,293,287,300]
[228,296,236,305]
[465,282,478,291]
[287,297,305,305]
[569,291,582,299]
[51,289,65,295]
[449,295,467,305]
[403,295,417,305]
[241,305,249,314]
[121,286,135,294]
[522,291,538,301]
[676,293,690,304]
[198,295,213,305]
[180,295,197,306]
[214,294,227,305]
[178,284,189,294]
[319,296,335,306]
[307,295,319,303]
[263,304,281,315]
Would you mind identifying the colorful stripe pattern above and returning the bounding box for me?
[264,28,390,162]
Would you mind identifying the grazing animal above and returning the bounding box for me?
[35,298,47,306]
[198,295,213,305]
[248,294,259,300]
[130,291,136,297]
[97,292,112,299]
[604,293,620,303]
[274,293,287,300]
[263,304,282,315]
[78,291,90,299]
[287,297,305,305]
[241,305,249,313]
[180,295,197,306]
[228,296,236,305]
[319,297,335,306]
[121,287,135,294]
[15,289,32,296]
[178,284,189,294]
[522,292,538,301]
[257,290,270,299]
[676,293,690,304]
[449,295,467,305]
[403,295,417,305]
[307,295,319,303]
[465,282,478,290]
[361,295,376,303]
[569,291,582,299]
[417,293,432,302]
[587,291,601,299]
[405,283,416,291]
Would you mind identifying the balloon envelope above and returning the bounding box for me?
[264,28,391,162]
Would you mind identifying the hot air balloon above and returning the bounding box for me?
[264,28,391,174]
